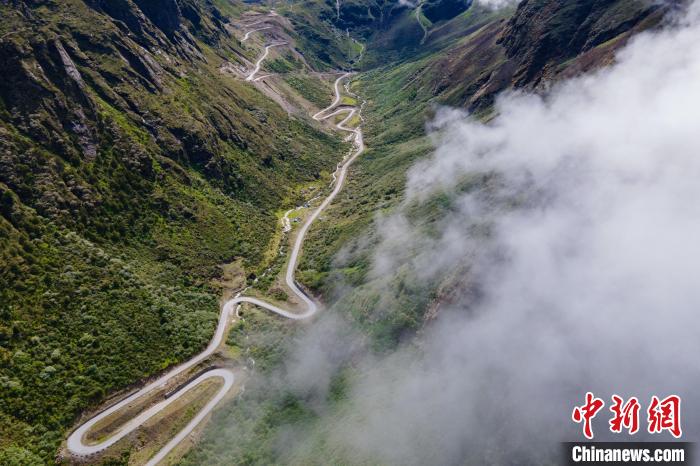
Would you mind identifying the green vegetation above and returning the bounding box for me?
[0,0,345,461]
[180,383,318,465]
[340,95,358,106]
[278,2,366,70]
[0,200,224,458]
[227,305,295,371]
[266,52,304,74]
[284,74,334,108]
[182,307,350,466]
[1,0,667,462]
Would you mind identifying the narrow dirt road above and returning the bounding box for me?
[246,43,285,81]
[242,26,271,42]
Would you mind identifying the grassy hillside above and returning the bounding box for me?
[0,0,346,462]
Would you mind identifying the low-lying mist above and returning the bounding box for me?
[398,0,519,11]
[215,2,700,465]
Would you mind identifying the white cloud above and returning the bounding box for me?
[399,0,520,12]
[474,0,521,9]
[304,1,700,464]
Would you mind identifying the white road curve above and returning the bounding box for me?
[246,43,285,81]
[67,368,233,463]
[143,369,233,466]
[242,26,271,42]
[67,68,364,465]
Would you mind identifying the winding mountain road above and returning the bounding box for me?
[415,1,428,44]
[245,43,285,81]
[242,26,271,42]
[66,37,364,464]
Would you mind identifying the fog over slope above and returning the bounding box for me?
[349,1,700,460]
[476,0,519,8]
[228,1,700,464]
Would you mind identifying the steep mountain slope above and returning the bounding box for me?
[0,0,346,462]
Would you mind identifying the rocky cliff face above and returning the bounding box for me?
[133,0,184,36]
[500,0,667,87]
[0,0,331,231]
[418,0,672,111]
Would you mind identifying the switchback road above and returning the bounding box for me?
[67,41,364,464]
